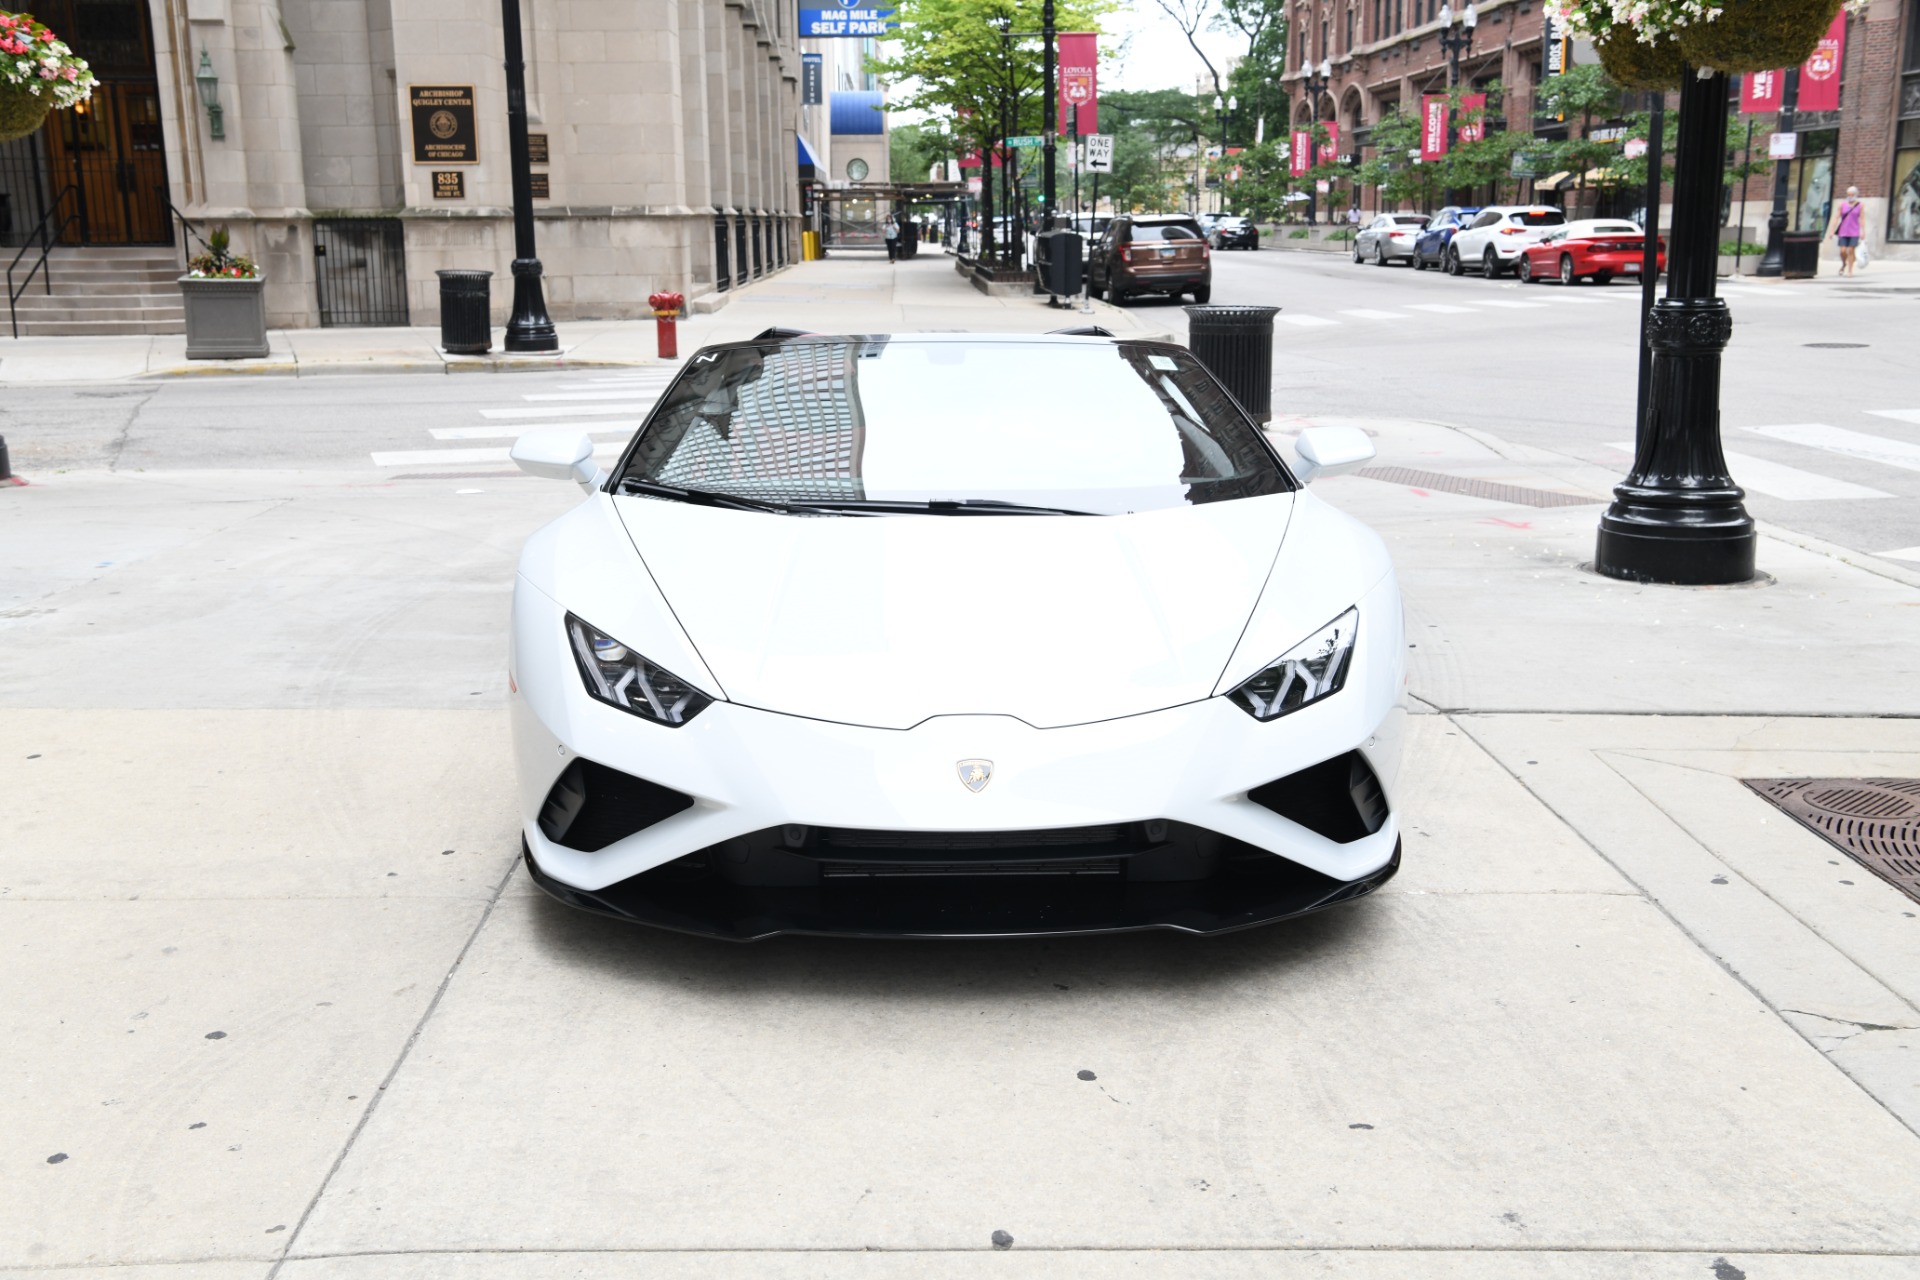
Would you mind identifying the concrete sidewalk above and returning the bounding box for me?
[0,252,1165,385]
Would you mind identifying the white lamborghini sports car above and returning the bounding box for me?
[507,332,1404,940]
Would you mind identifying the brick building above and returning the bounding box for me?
[1286,0,1920,262]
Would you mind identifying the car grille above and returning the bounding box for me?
[537,758,694,852]
[1248,751,1389,844]
[820,859,1124,878]
[816,824,1129,855]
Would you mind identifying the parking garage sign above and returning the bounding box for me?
[799,7,897,36]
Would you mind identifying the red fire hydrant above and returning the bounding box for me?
[649,291,685,360]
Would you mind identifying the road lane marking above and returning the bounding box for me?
[1403,303,1477,314]
[1882,547,1920,563]
[1474,300,1550,309]
[1338,309,1411,320]
[1744,423,1920,475]
[478,403,656,419]
[371,441,626,468]
[1277,314,1341,327]
[1607,442,1893,500]
[431,422,641,441]
[520,390,675,402]
[1866,409,1920,426]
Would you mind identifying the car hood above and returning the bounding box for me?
[613,494,1295,730]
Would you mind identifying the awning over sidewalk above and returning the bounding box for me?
[797,133,823,171]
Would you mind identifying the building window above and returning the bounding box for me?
[1891,13,1920,241]
[1373,0,1381,39]
[1321,20,1328,57]
[1346,7,1355,50]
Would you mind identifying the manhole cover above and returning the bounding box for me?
[1803,342,1869,348]
[1746,778,1920,903]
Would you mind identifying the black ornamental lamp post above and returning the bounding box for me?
[1754,66,1799,277]
[1042,0,1058,228]
[1301,57,1331,225]
[1437,3,1476,203]
[1212,93,1239,212]
[501,0,557,352]
[1594,67,1755,584]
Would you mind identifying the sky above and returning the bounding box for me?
[1099,0,1244,93]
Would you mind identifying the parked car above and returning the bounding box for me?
[1409,206,1481,271]
[1517,219,1666,284]
[1446,206,1568,277]
[1209,215,1260,250]
[1352,213,1430,266]
[507,332,1403,939]
[1089,214,1212,303]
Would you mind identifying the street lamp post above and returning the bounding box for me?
[1042,0,1057,229]
[1301,58,1330,225]
[1436,3,1476,204]
[500,0,556,352]
[1594,67,1754,584]
[1211,94,1238,213]
[1754,66,1800,277]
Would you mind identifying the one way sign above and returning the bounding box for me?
[1083,134,1113,173]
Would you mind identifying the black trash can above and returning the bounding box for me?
[899,220,920,259]
[436,269,493,354]
[1781,231,1821,279]
[1185,304,1279,423]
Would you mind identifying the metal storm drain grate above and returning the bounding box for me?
[1356,467,1601,509]
[1746,778,1920,903]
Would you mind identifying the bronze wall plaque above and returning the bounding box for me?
[432,170,465,200]
[528,133,549,164]
[530,173,550,199]
[409,85,477,165]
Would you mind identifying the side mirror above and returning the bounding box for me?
[511,430,603,492]
[1292,426,1375,484]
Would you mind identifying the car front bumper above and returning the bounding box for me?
[511,574,1405,938]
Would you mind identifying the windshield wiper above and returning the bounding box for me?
[792,498,1097,517]
[617,477,814,515]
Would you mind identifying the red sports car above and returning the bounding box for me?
[1517,219,1666,285]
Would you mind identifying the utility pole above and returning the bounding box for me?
[500,0,556,352]
[1301,58,1331,225]
[1042,0,1057,228]
[1437,3,1477,207]
[1755,66,1800,277]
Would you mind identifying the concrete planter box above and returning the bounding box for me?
[1717,254,1759,278]
[179,276,269,359]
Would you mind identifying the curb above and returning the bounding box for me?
[136,352,661,380]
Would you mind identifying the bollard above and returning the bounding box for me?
[0,433,12,483]
[649,291,685,360]
[436,269,494,355]
[1183,304,1279,423]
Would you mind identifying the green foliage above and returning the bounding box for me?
[1720,238,1765,254]
[888,121,947,182]
[1287,228,1308,238]
[1326,227,1354,241]
[1595,25,1687,90]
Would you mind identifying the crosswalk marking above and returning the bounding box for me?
[1278,314,1341,327]
[1865,409,1920,426]
[1745,423,1920,475]
[372,441,627,469]
[478,402,656,419]
[1883,547,1920,563]
[1606,442,1892,500]
[520,389,673,402]
[1338,309,1410,320]
[1475,299,1549,309]
[1403,303,1476,314]
[430,422,642,441]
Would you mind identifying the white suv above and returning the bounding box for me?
[1447,206,1567,278]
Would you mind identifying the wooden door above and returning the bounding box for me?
[42,81,170,245]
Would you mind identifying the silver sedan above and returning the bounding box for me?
[1352,213,1431,267]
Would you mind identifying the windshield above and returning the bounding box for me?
[1131,223,1203,242]
[615,340,1293,515]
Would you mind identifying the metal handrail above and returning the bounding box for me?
[7,184,79,339]
[158,187,215,266]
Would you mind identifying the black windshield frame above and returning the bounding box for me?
[606,338,1299,513]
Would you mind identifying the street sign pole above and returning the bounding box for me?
[1042,0,1057,230]
[1072,104,1080,220]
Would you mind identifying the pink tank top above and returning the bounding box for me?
[1836,201,1863,237]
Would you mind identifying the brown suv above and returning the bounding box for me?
[1089,215,1212,304]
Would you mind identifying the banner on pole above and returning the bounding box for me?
[1057,32,1098,134]
[1290,129,1312,176]
[1420,95,1449,161]
[1740,69,1783,113]
[1799,12,1846,112]
[1458,94,1486,143]
[1318,122,1339,166]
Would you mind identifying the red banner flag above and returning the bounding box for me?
[1458,93,1486,143]
[1420,95,1449,161]
[1740,69,1783,113]
[1057,32,1098,134]
[1290,129,1312,176]
[1318,121,1340,165]
[1798,12,1846,112]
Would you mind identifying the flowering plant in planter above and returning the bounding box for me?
[186,227,261,280]
[0,9,96,142]
[1548,0,1844,87]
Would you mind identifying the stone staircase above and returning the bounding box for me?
[6,246,186,337]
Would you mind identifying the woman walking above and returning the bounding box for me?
[1831,186,1865,276]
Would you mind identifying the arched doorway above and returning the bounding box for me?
[24,0,170,244]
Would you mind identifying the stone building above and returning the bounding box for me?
[0,0,807,333]
[1284,0,1920,260]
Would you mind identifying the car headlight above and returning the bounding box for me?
[566,614,713,726]
[1227,608,1358,721]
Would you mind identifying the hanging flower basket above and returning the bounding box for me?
[1555,0,1845,88]
[0,9,96,142]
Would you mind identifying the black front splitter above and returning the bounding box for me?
[522,838,1400,942]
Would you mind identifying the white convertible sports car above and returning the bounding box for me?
[508,332,1404,939]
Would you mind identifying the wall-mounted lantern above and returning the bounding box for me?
[195,49,224,140]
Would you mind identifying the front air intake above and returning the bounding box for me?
[537,758,694,852]
[1248,751,1388,844]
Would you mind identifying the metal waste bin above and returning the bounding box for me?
[1184,304,1279,423]
[1781,231,1821,279]
[436,269,493,354]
